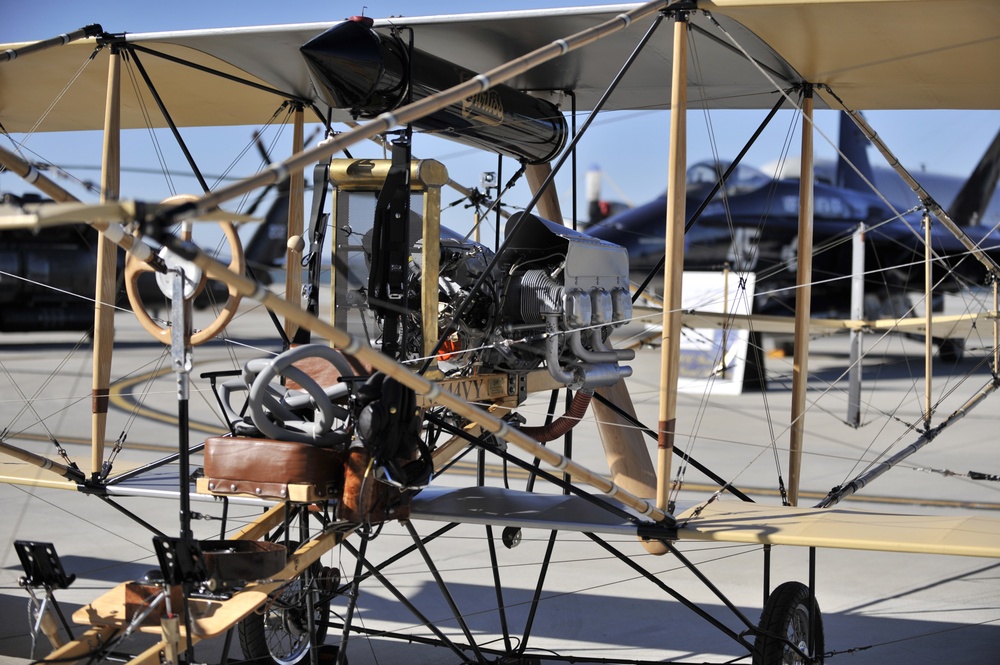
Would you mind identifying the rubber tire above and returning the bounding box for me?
[753,581,824,665]
[238,566,331,665]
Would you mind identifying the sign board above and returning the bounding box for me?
[674,271,757,395]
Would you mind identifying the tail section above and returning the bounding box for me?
[242,191,290,284]
[947,128,1000,226]
[836,111,875,193]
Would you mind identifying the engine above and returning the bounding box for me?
[428,212,634,391]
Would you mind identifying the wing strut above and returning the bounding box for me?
[787,87,815,507]
[91,46,121,479]
[655,8,690,513]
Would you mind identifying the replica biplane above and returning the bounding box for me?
[1,1,999,663]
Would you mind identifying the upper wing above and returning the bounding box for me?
[3,1,998,134]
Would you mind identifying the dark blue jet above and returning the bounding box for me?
[586,113,1000,320]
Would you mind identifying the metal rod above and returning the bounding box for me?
[586,533,754,650]
[816,375,1000,507]
[924,212,933,428]
[591,391,755,502]
[337,529,369,665]
[763,544,771,606]
[485,525,512,653]
[125,46,210,193]
[124,42,317,112]
[428,413,645,525]
[339,536,474,662]
[285,106,306,342]
[847,223,865,427]
[0,24,102,63]
[994,278,999,374]
[519,531,558,654]
[809,547,817,660]
[404,521,485,662]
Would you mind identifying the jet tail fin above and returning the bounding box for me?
[241,192,290,285]
[946,128,1000,226]
[836,111,876,193]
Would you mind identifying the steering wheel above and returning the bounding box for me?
[245,344,356,447]
[125,194,245,346]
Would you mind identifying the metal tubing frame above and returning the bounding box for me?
[339,536,476,662]
[122,41,323,120]
[586,533,758,653]
[404,520,487,662]
[518,530,559,656]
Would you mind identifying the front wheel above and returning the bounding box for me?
[753,581,824,665]
[238,572,331,665]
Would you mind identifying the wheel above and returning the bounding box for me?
[753,581,824,665]
[238,568,331,665]
[125,194,245,345]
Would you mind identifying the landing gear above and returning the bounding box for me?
[753,581,824,664]
[238,570,331,665]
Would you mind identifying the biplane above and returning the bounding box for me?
[1,1,1000,664]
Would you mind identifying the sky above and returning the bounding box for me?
[2,0,999,237]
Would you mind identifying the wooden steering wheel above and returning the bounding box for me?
[125,194,246,346]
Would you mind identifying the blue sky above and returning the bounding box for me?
[3,1,998,235]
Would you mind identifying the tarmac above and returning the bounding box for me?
[1,302,999,663]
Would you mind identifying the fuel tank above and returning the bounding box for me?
[301,16,567,164]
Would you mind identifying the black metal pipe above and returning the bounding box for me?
[518,531,558,654]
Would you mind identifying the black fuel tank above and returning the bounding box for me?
[301,17,567,164]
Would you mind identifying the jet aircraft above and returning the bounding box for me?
[587,112,1000,320]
